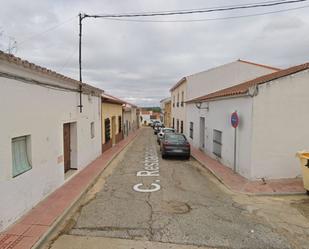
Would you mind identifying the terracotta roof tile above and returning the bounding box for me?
[187,62,309,103]
[237,59,281,71]
[101,93,126,105]
[0,50,103,93]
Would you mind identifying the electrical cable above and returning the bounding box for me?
[95,0,291,16]
[84,0,307,18]
[17,15,77,47]
[100,4,309,23]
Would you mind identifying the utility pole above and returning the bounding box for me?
[78,13,83,113]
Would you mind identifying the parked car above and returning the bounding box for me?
[151,120,161,128]
[154,123,164,135]
[160,133,190,159]
[157,128,175,144]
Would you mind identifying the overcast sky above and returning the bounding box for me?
[1,0,309,106]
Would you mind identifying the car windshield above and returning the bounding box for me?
[165,134,186,142]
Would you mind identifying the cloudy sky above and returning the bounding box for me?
[0,0,309,106]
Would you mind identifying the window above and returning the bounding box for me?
[180,121,183,133]
[213,130,222,158]
[90,122,95,139]
[118,116,122,133]
[12,136,32,177]
[172,118,175,128]
[173,95,175,107]
[177,119,179,132]
[181,91,184,107]
[190,122,193,139]
[105,118,111,142]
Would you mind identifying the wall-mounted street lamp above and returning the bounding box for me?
[195,102,209,111]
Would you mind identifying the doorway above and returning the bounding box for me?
[63,122,77,173]
[63,123,71,173]
[112,116,116,145]
[200,117,205,150]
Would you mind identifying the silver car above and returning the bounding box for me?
[157,128,175,145]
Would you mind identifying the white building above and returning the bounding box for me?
[123,102,139,136]
[0,51,103,231]
[187,63,309,180]
[170,60,279,134]
[140,110,160,126]
[160,97,171,125]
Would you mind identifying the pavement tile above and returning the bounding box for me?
[10,236,38,249]
[0,130,140,249]
[5,224,31,236]
[191,146,305,195]
[0,234,20,249]
[23,225,49,237]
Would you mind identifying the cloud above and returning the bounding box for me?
[1,0,309,106]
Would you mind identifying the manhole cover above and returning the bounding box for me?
[161,200,191,214]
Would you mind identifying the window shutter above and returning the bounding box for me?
[12,136,31,177]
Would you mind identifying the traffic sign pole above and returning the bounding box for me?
[234,126,237,173]
[231,111,239,173]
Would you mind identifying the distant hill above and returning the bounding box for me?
[141,107,161,113]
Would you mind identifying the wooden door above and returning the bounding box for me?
[200,117,205,149]
[63,123,71,173]
[112,116,116,145]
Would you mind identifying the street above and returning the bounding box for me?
[48,128,309,249]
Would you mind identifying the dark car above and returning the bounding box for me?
[154,123,164,135]
[160,133,190,159]
[157,128,175,144]
[151,120,160,128]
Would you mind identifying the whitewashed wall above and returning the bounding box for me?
[0,61,102,231]
[187,96,254,179]
[171,82,187,132]
[186,61,277,100]
[250,70,309,179]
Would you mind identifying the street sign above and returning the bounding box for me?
[231,111,239,128]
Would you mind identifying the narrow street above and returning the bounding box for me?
[48,128,309,249]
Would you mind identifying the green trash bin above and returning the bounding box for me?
[296,151,309,195]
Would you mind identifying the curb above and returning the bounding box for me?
[32,130,141,249]
[192,153,306,197]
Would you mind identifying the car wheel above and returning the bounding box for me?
[185,155,190,160]
[161,154,166,159]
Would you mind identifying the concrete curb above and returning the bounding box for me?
[32,130,141,249]
[192,153,306,197]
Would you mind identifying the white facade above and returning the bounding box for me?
[171,60,278,136]
[187,68,309,180]
[186,60,279,100]
[187,97,253,179]
[160,97,171,123]
[140,110,160,126]
[123,104,138,136]
[0,55,102,231]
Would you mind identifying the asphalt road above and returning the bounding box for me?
[49,128,309,249]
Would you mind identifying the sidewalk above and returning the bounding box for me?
[191,147,305,195]
[0,130,140,249]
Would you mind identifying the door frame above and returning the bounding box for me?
[63,123,71,173]
[63,122,77,173]
[199,117,205,150]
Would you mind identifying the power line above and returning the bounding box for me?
[96,0,294,16]
[100,4,309,23]
[17,15,77,47]
[84,0,307,18]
